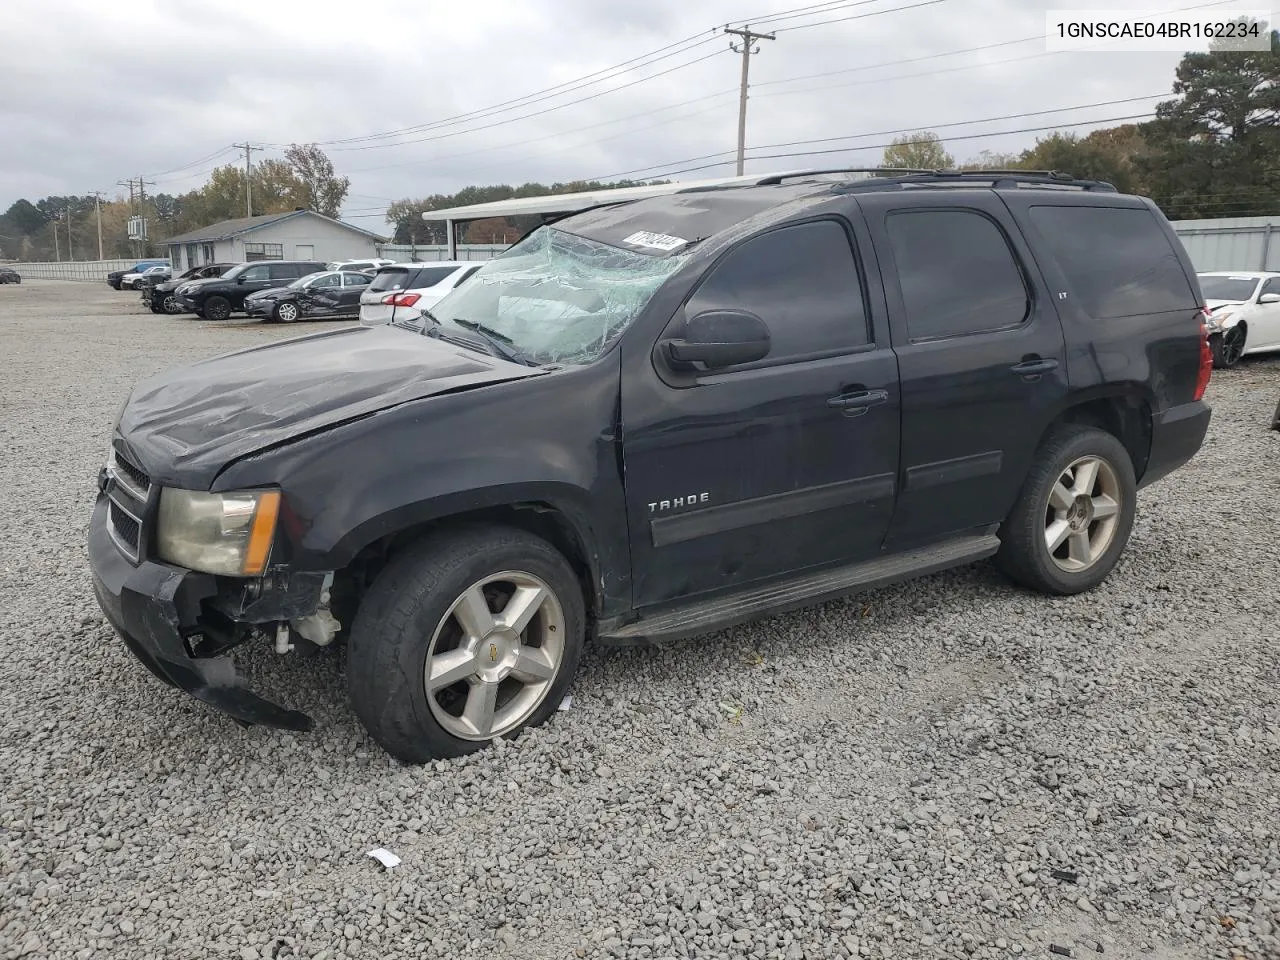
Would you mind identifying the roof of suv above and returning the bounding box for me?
[551,169,1127,258]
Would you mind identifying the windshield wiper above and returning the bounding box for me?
[449,318,537,366]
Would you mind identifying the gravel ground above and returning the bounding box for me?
[1,279,1279,960]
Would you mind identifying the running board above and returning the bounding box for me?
[599,535,1000,644]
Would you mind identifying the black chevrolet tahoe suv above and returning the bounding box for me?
[179,259,326,319]
[89,170,1213,763]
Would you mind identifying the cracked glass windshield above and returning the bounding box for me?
[406,226,689,365]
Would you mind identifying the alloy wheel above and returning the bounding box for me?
[1043,455,1122,572]
[423,571,565,741]
[1222,326,1246,366]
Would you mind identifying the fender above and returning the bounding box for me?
[214,357,633,615]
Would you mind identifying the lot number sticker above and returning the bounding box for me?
[622,231,688,252]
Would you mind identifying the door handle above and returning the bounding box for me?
[827,389,889,415]
[1010,358,1059,377]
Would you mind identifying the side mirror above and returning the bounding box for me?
[1260,293,1280,304]
[235,275,247,284]
[663,309,770,370]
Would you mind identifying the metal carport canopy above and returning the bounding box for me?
[421,174,773,258]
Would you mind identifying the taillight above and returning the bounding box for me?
[381,292,421,308]
[1194,308,1213,401]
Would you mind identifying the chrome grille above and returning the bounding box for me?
[112,451,151,500]
[106,449,153,563]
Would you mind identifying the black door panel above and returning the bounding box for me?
[621,215,902,608]
[858,194,1068,549]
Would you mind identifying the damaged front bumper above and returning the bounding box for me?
[88,495,317,732]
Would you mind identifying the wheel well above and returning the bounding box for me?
[1052,395,1152,479]
[342,503,600,619]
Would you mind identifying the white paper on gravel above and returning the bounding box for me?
[558,694,573,711]
[367,848,401,869]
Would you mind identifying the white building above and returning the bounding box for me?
[163,209,386,271]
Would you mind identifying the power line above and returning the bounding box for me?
[731,0,899,28]
[142,145,239,180]
[625,111,1159,181]
[346,90,738,175]
[772,0,951,31]
[268,32,721,149]
[589,95,1168,180]
[325,48,725,154]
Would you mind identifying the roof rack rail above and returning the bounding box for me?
[754,167,936,185]
[829,169,1118,194]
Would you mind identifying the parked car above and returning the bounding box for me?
[359,261,483,326]
[120,264,171,290]
[1197,271,1280,368]
[178,260,327,320]
[141,263,237,314]
[327,257,395,274]
[0,267,20,284]
[243,270,373,322]
[107,260,168,290]
[89,170,1212,762]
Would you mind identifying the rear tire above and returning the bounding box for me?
[203,296,231,321]
[996,425,1136,596]
[347,525,585,763]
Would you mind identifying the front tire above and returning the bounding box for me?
[1210,325,1246,369]
[996,425,1137,595]
[273,301,300,323]
[203,296,231,321]
[347,526,585,763]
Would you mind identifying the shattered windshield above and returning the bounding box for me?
[422,226,689,365]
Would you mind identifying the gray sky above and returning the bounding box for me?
[0,0,1190,229]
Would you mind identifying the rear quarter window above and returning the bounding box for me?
[1027,205,1197,319]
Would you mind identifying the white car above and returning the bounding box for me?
[327,258,396,274]
[120,264,170,290]
[359,261,484,326]
[1199,271,1280,368]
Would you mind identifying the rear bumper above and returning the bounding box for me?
[88,495,313,731]
[1140,400,1211,489]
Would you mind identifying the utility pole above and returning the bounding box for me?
[232,143,258,217]
[91,191,105,260]
[724,26,775,176]
[136,177,155,256]
[65,207,74,261]
[53,214,61,262]
[118,179,138,258]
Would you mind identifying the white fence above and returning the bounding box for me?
[3,259,146,282]
[1169,217,1280,272]
[374,244,507,262]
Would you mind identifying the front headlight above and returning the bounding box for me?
[156,488,281,576]
[1205,310,1231,332]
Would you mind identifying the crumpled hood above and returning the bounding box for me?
[118,325,544,487]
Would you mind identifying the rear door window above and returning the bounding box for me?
[1028,205,1197,318]
[886,209,1030,341]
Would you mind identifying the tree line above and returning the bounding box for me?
[884,30,1280,217]
[3,30,1277,261]
[0,144,351,261]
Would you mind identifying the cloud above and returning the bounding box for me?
[0,0,1184,226]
